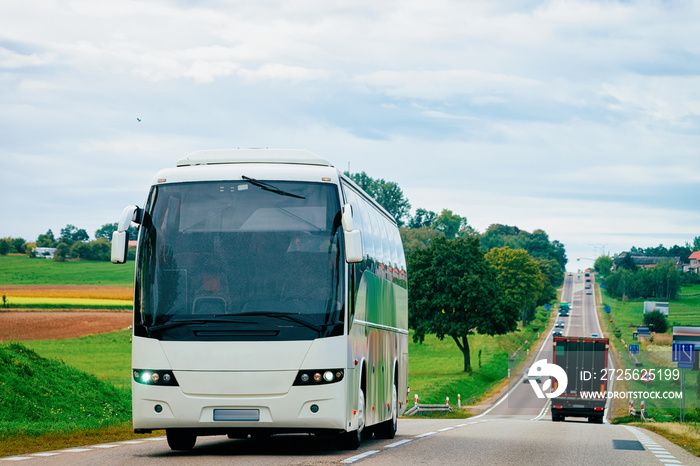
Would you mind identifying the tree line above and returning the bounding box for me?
[594,239,700,301]
[0,223,137,262]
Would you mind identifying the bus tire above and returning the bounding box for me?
[336,387,365,450]
[166,429,197,450]
[374,382,397,439]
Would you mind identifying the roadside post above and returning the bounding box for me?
[672,342,695,422]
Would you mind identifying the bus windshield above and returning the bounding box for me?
[135,179,345,341]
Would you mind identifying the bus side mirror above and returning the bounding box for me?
[111,205,141,264]
[342,204,363,263]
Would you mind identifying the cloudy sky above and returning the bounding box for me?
[2,0,699,271]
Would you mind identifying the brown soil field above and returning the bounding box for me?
[0,311,132,341]
[0,285,133,300]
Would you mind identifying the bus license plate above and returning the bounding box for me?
[213,409,260,421]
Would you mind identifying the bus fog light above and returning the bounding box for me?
[154,404,163,413]
[323,371,333,382]
[310,404,319,413]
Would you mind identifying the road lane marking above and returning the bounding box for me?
[622,426,685,466]
[59,448,92,452]
[385,439,412,448]
[0,458,32,461]
[438,427,454,432]
[415,432,436,438]
[341,450,380,464]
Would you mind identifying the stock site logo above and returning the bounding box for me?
[527,359,568,399]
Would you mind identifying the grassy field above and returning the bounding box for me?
[22,330,133,389]
[408,305,552,406]
[0,256,134,287]
[0,342,133,457]
[599,285,700,424]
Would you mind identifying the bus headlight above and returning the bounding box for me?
[133,369,179,386]
[294,369,344,386]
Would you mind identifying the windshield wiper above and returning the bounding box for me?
[235,312,329,332]
[242,176,305,199]
[146,317,248,336]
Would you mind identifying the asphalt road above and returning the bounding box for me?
[3,275,698,465]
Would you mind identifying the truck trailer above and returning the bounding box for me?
[551,336,608,424]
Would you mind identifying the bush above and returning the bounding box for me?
[643,310,669,334]
[53,243,70,262]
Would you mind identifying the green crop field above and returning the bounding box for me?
[0,256,135,286]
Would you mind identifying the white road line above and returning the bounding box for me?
[59,448,92,452]
[622,426,685,466]
[437,427,454,432]
[119,440,145,445]
[92,445,120,448]
[415,432,436,438]
[384,439,412,448]
[0,458,32,461]
[341,450,380,464]
[30,453,59,457]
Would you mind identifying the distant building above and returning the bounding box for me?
[612,252,681,271]
[34,247,56,259]
[683,251,700,273]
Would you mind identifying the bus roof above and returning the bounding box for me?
[176,149,333,167]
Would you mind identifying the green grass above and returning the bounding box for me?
[0,256,135,286]
[600,285,700,423]
[22,330,133,389]
[408,307,552,406]
[0,342,132,457]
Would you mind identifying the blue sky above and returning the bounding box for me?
[2,0,700,271]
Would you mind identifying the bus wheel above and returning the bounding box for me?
[336,388,364,450]
[166,429,197,451]
[374,382,397,439]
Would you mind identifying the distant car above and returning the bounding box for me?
[590,333,599,338]
[559,311,569,317]
[553,330,563,337]
[555,321,565,328]
[523,374,542,384]
[586,288,592,295]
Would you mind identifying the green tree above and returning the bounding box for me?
[0,239,10,256]
[36,229,56,247]
[485,247,545,326]
[594,256,613,275]
[345,171,411,226]
[95,223,118,240]
[646,260,681,300]
[60,224,89,243]
[479,224,567,272]
[408,236,513,372]
[399,227,443,257]
[616,254,638,272]
[408,208,437,229]
[643,310,668,334]
[53,243,69,262]
[433,209,467,239]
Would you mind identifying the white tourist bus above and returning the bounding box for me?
[111,149,408,450]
